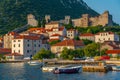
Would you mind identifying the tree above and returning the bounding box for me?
[84,43,100,57]
[33,48,55,60]
[60,47,70,59]
[82,39,93,45]
[49,40,61,45]
[74,36,80,40]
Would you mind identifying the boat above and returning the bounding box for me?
[28,61,44,67]
[42,67,56,72]
[53,66,82,74]
[112,66,120,71]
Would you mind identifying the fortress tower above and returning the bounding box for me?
[81,14,89,27]
[65,16,71,24]
[27,14,38,26]
[45,15,51,23]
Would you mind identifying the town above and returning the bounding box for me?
[0,11,120,63]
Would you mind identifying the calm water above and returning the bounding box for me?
[0,63,120,80]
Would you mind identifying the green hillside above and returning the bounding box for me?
[0,0,99,34]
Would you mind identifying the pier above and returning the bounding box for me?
[43,60,112,72]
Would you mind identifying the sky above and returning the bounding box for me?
[83,0,120,25]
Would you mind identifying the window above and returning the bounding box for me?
[34,44,36,47]
[27,40,29,42]
[27,50,29,53]
[18,44,20,47]
[27,44,30,47]
[14,44,15,47]
[14,50,15,53]
[14,40,16,42]
[18,40,21,42]
[38,44,40,47]
[18,50,20,53]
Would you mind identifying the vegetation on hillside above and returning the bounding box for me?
[0,0,98,34]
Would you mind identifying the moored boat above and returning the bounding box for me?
[53,66,82,74]
[28,61,44,67]
[112,66,120,71]
[42,67,56,72]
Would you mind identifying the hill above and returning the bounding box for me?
[0,0,99,34]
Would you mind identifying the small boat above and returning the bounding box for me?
[112,66,120,71]
[28,61,44,67]
[42,67,56,72]
[53,66,82,74]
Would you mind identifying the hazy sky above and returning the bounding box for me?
[83,0,120,25]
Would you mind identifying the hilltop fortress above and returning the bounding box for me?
[27,11,113,27]
[72,11,113,27]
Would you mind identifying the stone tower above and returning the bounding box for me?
[65,16,71,24]
[81,14,89,27]
[45,15,51,23]
[27,14,38,26]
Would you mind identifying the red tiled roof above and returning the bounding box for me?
[51,34,61,37]
[80,33,94,36]
[52,39,84,46]
[15,35,40,40]
[8,32,19,36]
[49,39,59,42]
[96,31,114,35]
[0,37,3,41]
[59,27,64,31]
[67,29,75,31]
[5,53,23,56]
[46,27,65,32]
[0,48,11,53]
[106,50,120,54]
[107,44,119,49]
[28,28,46,33]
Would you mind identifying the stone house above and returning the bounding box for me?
[95,32,119,43]
[67,29,78,39]
[79,33,95,41]
[51,39,84,56]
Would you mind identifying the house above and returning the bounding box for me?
[45,21,61,29]
[101,43,119,50]
[49,34,63,41]
[106,50,120,57]
[3,32,19,49]
[5,53,23,61]
[51,39,84,56]
[95,32,119,43]
[12,35,49,58]
[79,33,95,41]
[0,48,11,54]
[46,27,67,37]
[67,29,78,39]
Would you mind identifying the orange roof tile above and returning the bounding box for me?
[51,34,61,37]
[96,31,114,35]
[67,29,75,31]
[5,53,23,56]
[52,39,84,46]
[15,35,40,40]
[80,33,94,36]
[8,32,19,36]
[106,50,120,54]
[0,48,11,53]
[49,39,59,42]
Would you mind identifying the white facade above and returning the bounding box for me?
[12,38,48,58]
[95,32,119,43]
